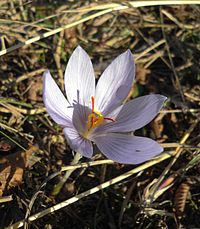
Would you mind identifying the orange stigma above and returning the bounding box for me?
[87,96,114,130]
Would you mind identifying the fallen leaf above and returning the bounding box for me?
[142,176,176,205]
[136,65,151,85]
[28,77,42,102]
[0,139,13,152]
[0,145,38,196]
[151,113,165,139]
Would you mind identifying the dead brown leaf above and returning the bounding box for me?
[28,77,42,102]
[64,27,78,49]
[136,66,151,85]
[151,113,165,139]
[0,139,13,152]
[0,145,38,196]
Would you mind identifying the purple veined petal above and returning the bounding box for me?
[95,50,135,115]
[43,70,73,127]
[106,104,123,119]
[91,104,123,135]
[72,102,91,136]
[93,133,163,164]
[97,94,167,133]
[64,127,93,158]
[64,46,95,106]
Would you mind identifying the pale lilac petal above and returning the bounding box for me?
[97,95,167,133]
[64,127,93,158]
[72,103,91,136]
[95,50,135,115]
[43,71,73,127]
[90,104,123,135]
[93,133,163,164]
[64,46,95,106]
[106,104,123,119]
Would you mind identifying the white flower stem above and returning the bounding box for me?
[51,152,82,196]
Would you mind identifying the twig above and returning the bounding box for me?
[1,1,200,56]
[160,109,200,114]
[53,30,65,90]
[0,8,113,56]
[148,118,199,203]
[0,130,26,151]
[160,8,186,103]
[16,68,46,83]
[64,1,200,12]
[50,152,82,197]
[61,159,114,171]
[0,195,13,203]
[0,106,46,115]
[6,149,179,229]
[7,140,199,228]
[135,39,166,61]
[161,9,199,29]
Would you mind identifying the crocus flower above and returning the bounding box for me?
[43,46,167,164]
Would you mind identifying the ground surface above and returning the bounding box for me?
[0,1,200,229]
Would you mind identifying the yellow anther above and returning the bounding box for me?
[85,96,115,138]
[92,115,105,128]
[87,112,105,130]
[94,110,102,117]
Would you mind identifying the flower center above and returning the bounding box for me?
[87,96,114,131]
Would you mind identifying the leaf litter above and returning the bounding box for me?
[0,1,200,228]
[0,145,38,197]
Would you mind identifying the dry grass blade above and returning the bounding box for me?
[1,1,200,228]
[65,1,200,12]
[7,149,177,229]
[7,125,194,229]
[144,118,199,204]
[1,1,200,56]
[0,8,112,56]
[0,195,13,203]
[16,68,46,83]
